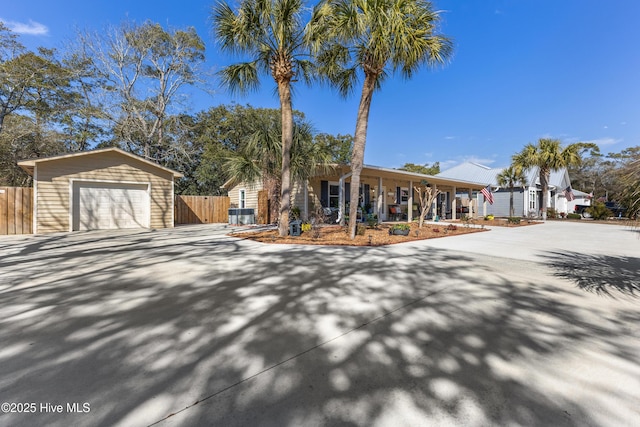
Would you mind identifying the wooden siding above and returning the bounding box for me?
[35,151,175,233]
[174,195,229,224]
[484,189,526,217]
[228,181,263,209]
[0,187,33,235]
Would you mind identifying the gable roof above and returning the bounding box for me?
[434,162,498,185]
[438,162,571,189]
[18,147,183,178]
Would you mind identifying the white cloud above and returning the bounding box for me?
[444,136,455,140]
[603,125,608,129]
[0,18,49,36]
[460,155,496,166]
[585,137,622,146]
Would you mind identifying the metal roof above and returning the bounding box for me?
[438,162,571,189]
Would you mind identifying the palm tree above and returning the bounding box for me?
[225,120,333,222]
[512,138,582,220]
[308,0,453,239]
[211,0,313,236]
[496,165,528,218]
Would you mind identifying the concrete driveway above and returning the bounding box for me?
[0,221,638,427]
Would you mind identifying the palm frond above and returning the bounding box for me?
[218,62,261,94]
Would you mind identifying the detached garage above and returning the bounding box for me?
[18,148,183,234]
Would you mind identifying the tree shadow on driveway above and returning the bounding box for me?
[0,228,639,427]
[543,251,640,298]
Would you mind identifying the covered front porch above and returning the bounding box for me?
[303,165,487,224]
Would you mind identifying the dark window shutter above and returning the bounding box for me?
[320,180,328,207]
[345,182,350,203]
[364,184,370,206]
[396,187,401,204]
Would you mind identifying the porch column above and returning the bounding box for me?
[433,184,438,220]
[377,176,383,224]
[451,186,457,220]
[408,180,413,222]
[483,196,487,217]
[468,188,473,218]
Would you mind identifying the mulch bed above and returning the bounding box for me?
[231,222,491,247]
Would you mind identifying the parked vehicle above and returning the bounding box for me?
[574,204,591,218]
[604,202,626,218]
[575,202,626,219]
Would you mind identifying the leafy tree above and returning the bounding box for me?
[313,133,353,164]
[399,162,440,175]
[212,0,314,236]
[224,113,333,222]
[608,146,640,217]
[78,20,206,161]
[512,138,582,220]
[1,27,73,137]
[0,114,66,186]
[308,0,453,238]
[496,165,528,217]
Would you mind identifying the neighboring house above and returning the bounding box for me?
[437,162,590,217]
[18,148,183,233]
[223,164,488,223]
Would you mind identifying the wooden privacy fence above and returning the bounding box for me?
[0,187,33,235]
[174,195,230,225]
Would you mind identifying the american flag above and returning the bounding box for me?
[481,185,494,205]
[563,186,575,201]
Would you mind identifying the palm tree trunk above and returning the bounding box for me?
[540,168,550,220]
[277,81,293,237]
[349,74,376,239]
[509,189,514,217]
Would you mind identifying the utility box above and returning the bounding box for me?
[228,208,255,225]
[289,220,302,236]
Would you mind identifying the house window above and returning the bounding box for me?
[401,187,409,205]
[239,189,246,209]
[528,189,536,211]
[329,182,339,208]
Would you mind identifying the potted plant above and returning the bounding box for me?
[389,223,411,236]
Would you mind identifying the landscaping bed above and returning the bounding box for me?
[232,222,488,246]
[468,217,541,227]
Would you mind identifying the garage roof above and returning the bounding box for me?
[18,147,183,178]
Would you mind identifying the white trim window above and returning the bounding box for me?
[239,189,246,209]
[400,187,409,205]
[528,189,537,211]
[329,182,339,208]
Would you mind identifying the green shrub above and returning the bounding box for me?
[547,207,558,219]
[391,223,410,231]
[356,224,366,236]
[587,202,613,220]
[507,217,521,224]
[567,213,582,220]
[291,206,301,220]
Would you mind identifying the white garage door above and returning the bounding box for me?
[73,182,150,231]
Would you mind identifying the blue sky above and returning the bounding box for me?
[2,0,639,170]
